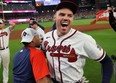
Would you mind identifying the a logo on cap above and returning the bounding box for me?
[23,32,27,36]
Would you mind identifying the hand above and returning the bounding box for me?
[107,6,112,11]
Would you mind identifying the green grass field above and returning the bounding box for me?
[12,18,109,30]
[0,19,115,83]
[84,29,116,83]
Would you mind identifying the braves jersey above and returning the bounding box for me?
[13,46,49,83]
[42,28,106,83]
[0,27,11,48]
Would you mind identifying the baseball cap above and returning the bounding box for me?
[30,17,36,21]
[29,20,38,25]
[0,19,3,24]
[21,28,38,43]
[55,1,77,14]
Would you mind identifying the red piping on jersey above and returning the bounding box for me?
[95,51,105,61]
[52,30,77,83]
[60,30,77,44]
[52,30,56,79]
[58,57,63,82]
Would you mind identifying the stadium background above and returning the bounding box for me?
[0,0,116,83]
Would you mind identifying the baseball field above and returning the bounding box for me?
[0,19,116,83]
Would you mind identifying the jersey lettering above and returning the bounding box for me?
[44,41,78,62]
[0,32,8,37]
[0,32,8,48]
[44,41,71,53]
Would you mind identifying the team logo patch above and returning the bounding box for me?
[97,44,102,50]
[23,32,28,36]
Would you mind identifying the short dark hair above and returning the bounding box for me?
[30,17,36,21]
[29,20,38,25]
[22,42,30,47]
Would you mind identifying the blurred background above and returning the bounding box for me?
[0,0,116,23]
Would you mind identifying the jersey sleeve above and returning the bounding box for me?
[83,39,106,62]
[30,48,49,81]
[5,27,11,34]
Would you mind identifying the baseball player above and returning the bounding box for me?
[42,1,113,83]
[29,17,45,30]
[29,20,45,44]
[0,18,15,83]
[13,28,50,83]
[107,5,116,32]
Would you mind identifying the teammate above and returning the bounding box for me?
[29,17,45,30]
[29,20,45,44]
[107,5,116,32]
[0,18,15,83]
[42,1,113,83]
[13,28,50,83]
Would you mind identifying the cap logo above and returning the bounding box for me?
[23,32,28,36]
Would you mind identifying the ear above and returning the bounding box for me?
[29,40,35,46]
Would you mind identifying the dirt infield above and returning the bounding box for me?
[10,24,111,40]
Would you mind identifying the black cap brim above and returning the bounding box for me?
[55,1,77,14]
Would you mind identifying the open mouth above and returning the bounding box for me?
[61,22,69,27]
[61,23,68,27]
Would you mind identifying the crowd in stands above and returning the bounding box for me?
[0,2,36,23]
[0,3,35,10]
[76,8,95,19]
[2,0,116,23]
[4,13,34,20]
[37,8,96,22]
[0,1,96,23]
[0,8,96,23]
[79,0,92,7]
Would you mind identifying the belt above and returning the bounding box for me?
[0,47,8,50]
[51,78,82,83]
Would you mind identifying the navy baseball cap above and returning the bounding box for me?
[55,1,77,14]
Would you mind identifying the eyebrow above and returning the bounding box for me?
[59,12,73,16]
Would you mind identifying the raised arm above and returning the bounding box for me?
[108,6,116,32]
[9,22,15,31]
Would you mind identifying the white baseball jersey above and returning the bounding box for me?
[0,27,11,48]
[36,26,45,41]
[42,28,106,83]
[0,26,11,83]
